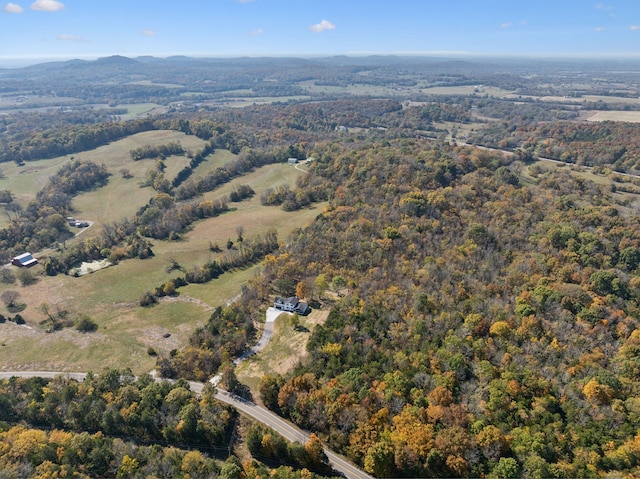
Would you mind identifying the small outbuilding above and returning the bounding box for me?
[12,252,38,267]
[288,158,298,165]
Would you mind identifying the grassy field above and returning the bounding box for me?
[236,309,329,396]
[421,85,513,97]
[503,93,640,106]
[0,130,208,229]
[432,120,487,141]
[191,149,238,177]
[585,110,640,123]
[209,96,312,108]
[115,103,163,120]
[0,189,322,373]
[298,80,414,97]
[0,132,325,374]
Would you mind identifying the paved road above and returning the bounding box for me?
[0,371,373,479]
[231,307,280,366]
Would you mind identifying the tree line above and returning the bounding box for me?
[0,159,109,263]
[0,371,341,479]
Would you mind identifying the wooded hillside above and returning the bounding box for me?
[252,137,640,478]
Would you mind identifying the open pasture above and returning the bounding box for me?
[298,79,414,97]
[585,110,640,123]
[114,103,163,120]
[0,130,208,229]
[421,85,513,97]
[0,148,322,373]
[0,297,210,374]
[191,148,238,177]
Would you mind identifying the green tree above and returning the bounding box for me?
[219,456,243,479]
[590,270,629,298]
[331,275,346,292]
[219,362,239,393]
[17,269,37,286]
[492,457,519,479]
[259,374,284,411]
[364,440,394,477]
[75,314,98,333]
[0,268,15,284]
[139,291,157,307]
[522,454,550,479]
[291,313,300,330]
[314,274,329,299]
[619,247,640,271]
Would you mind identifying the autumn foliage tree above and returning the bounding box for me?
[254,136,640,478]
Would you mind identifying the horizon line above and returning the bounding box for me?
[2,51,640,68]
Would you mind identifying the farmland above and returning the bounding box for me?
[585,110,640,123]
[0,128,322,374]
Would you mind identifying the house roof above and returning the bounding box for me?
[275,296,299,306]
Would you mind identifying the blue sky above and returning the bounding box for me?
[2,0,640,64]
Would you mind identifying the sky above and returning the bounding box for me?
[2,0,640,65]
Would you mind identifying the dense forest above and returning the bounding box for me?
[0,371,339,479]
[470,121,640,173]
[238,137,640,478]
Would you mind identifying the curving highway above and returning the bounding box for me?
[0,371,373,479]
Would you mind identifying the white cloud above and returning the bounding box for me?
[236,0,255,3]
[4,3,24,13]
[500,22,512,29]
[309,19,335,33]
[56,33,86,42]
[141,29,156,37]
[630,25,640,31]
[31,0,64,11]
[595,26,605,32]
[244,27,264,37]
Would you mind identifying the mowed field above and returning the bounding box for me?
[298,79,416,97]
[585,110,640,123]
[421,85,513,97]
[0,130,208,229]
[0,131,325,374]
